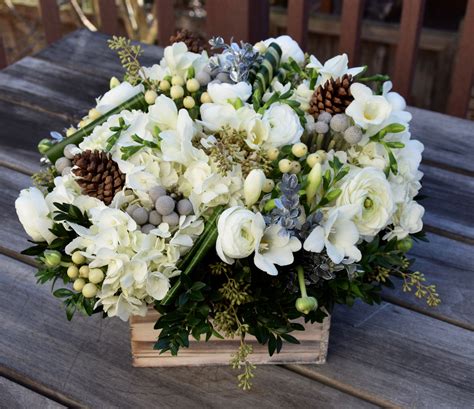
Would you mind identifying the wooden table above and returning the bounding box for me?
[0,29,473,409]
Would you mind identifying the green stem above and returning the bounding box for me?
[296,265,307,298]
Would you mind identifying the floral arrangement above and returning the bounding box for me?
[16,33,439,389]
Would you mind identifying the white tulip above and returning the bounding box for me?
[216,207,264,264]
[244,169,266,206]
[263,103,303,148]
[304,205,361,264]
[15,187,56,243]
[337,167,394,237]
[95,82,144,114]
[207,82,252,104]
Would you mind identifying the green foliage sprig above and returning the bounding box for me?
[106,117,130,151]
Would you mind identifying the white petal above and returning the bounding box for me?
[303,226,325,253]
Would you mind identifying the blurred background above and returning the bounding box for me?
[0,0,472,119]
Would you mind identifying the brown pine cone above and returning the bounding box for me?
[169,29,208,53]
[309,74,354,117]
[72,150,125,205]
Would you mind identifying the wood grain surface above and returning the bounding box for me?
[0,29,473,408]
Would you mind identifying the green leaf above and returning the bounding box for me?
[53,288,74,298]
[280,333,301,344]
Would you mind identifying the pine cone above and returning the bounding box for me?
[72,150,125,205]
[309,74,354,117]
[169,29,208,53]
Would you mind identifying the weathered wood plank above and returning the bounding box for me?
[420,163,474,240]
[0,376,66,409]
[34,30,162,79]
[385,233,474,328]
[0,35,7,69]
[0,255,374,408]
[0,56,108,120]
[155,0,175,46]
[98,0,120,36]
[298,302,474,409]
[38,0,62,45]
[287,0,310,50]
[408,106,474,175]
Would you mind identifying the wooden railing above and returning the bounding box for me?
[0,0,473,118]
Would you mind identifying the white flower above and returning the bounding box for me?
[304,205,361,264]
[383,200,424,241]
[243,116,270,149]
[199,103,241,131]
[244,169,266,206]
[99,292,147,321]
[254,223,301,275]
[263,35,304,64]
[95,82,144,114]
[216,207,263,263]
[337,167,394,237]
[346,83,392,129]
[162,42,201,78]
[307,54,364,87]
[349,142,387,171]
[160,109,206,165]
[148,95,178,130]
[263,103,303,147]
[146,271,170,300]
[15,187,56,243]
[207,81,252,104]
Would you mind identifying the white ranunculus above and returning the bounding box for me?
[148,95,178,130]
[304,205,361,264]
[307,54,365,87]
[244,169,266,206]
[216,207,264,264]
[95,82,144,114]
[337,167,394,237]
[263,35,304,64]
[15,187,56,243]
[254,223,302,276]
[383,201,425,241]
[263,103,303,147]
[345,83,392,129]
[207,82,252,104]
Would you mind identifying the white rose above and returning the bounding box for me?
[15,187,56,243]
[263,103,303,148]
[263,35,304,64]
[337,167,394,237]
[345,83,392,130]
[95,82,144,114]
[207,82,252,104]
[216,207,264,264]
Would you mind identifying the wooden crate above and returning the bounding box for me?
[130,308,330,367]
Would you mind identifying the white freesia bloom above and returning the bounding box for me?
[15,187,56,243]
[254,223,302,276]
[95,82,144,114]
[346,83,392,129]
[304,205,361,264]
[244,169,266,206]
[307,54,364,87]
[383,200,424,241]
[337,167,394,237]
[160,109,206,165]
[162,42,201,78]
[207,81,252,104]
[348,142,387,171]
[216,206,263,263]
[263,103,303,147]
[199,102,241,131]
[263,35,304,64]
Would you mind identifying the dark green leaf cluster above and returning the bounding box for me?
[53,288,98,321]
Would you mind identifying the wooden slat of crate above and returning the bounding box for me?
[130,309,330,367]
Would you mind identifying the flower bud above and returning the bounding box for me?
[73,278,86,292]
[171,75,185,86]
[183,96,195,109]
[267,147,279,161]
[170,85,184,100]
[244,169,266,206]
[295,296,318,315]
[278,159,292,173]
[396,236,413,252]
[71,251,85,265]
[306,163,322,204]
[43,250,62,267]
[186,78,200,93]
[262,179,275,193]
[67,265,79,279]
[200,92,212,103]
[37,138,54,154]
[109,76,120,89]
[88,108,101,121]
[159,80,171,92]
[82,283,98,298]
[291,143,308,158]
[290,161,301,174]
